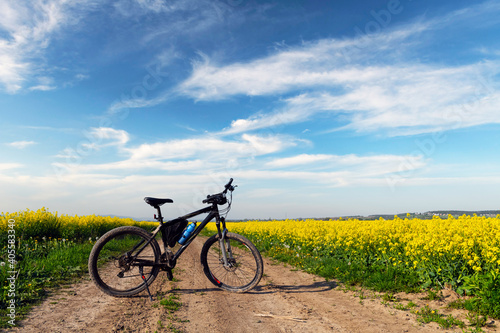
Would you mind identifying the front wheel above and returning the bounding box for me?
[200,232,263,292]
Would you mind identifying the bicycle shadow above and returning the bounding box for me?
[173,280,337,296]
[251,280,338,294]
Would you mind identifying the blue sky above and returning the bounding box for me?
[1,0,500,219]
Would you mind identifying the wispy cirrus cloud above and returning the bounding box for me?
[0,0,98,93]
[106,1,500,131]
[54,127,129,160]
[28,76,57,91]
[266,153,425,169]
[221,58,500,136]
[175,2,500,136]
[19,125,75,133]
[6,140,37,149]
[105,0,259,115]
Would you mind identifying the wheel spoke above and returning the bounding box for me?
[201,233,263,292]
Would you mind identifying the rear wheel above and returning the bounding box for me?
[200,232,263,292]
[88,226,161,297]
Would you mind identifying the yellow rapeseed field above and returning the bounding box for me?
[206,214,500,288]
[2,208,499,293]
[0,207,156,241]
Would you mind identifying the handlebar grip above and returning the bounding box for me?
[223,178,234,194]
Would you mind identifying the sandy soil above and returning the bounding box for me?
[6,238,498,333]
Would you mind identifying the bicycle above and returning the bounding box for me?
[88,178,263,300]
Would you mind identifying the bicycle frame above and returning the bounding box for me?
[135,201,229,267]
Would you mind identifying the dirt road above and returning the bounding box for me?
[7,238,498,332]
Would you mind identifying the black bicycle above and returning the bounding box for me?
[88,179,263,300]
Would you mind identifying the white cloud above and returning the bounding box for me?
[28,84,56,91]
[52,127,298,178]
[223,107,313,134]
[275,62,500,135]
[49,126,426,190]
[107,92,173,115]
[2,167,500,218]
[216,49,500,136]
[29,75,56,91]
[177,22,430,101]
[0,163,23,171]
[127,133,296,161]
[265,153,427,180]
[266,154,333,167]
[0,40,27,93]
[6,140,37,149]
[20,125,75,132]
[52,158,213,175]
[87,127,130,147]
[134,0,174,13]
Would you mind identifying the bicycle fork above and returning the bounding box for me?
[219,227,234,267]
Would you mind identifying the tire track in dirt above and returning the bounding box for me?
[6,237,497,332]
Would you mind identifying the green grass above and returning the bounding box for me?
[253,242,422,293]
[158,291,186,333]
[381,292,398,303]
[0,234,150,328]
[1,208,158,328]
[393,301,418,311]
[160,293,182,312]
[413,305,466,329]
[0,239,95,328]
[420,289,444,301]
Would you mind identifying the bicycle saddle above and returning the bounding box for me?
[144,197,173,207]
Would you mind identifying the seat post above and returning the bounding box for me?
[155,206,164,224]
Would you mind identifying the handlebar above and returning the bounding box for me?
[202,178,236,205]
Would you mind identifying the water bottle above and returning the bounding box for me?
[178,222,196,245]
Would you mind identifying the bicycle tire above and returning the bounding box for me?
[200,232,263,293]
[88,226,161,297]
